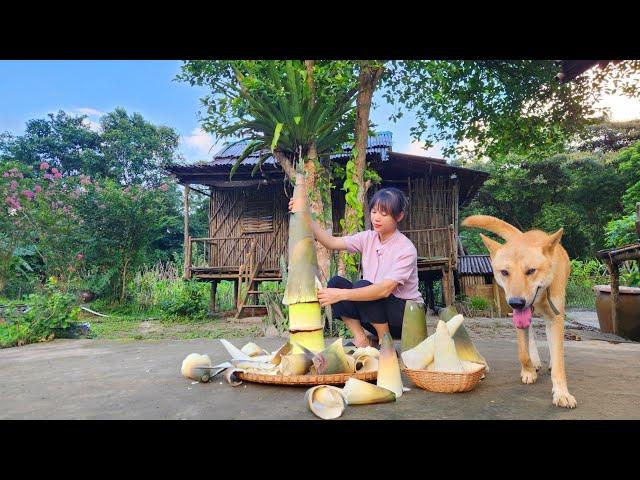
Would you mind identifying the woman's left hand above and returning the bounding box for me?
[317,288,345,307]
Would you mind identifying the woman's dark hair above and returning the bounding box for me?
[368,187,408,220]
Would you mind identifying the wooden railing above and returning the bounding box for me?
[402,226,456,266]
[185,225,458,280]
[185,236,255,279]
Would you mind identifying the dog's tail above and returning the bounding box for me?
[461,215,522,242]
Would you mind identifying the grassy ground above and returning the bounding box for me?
[81,309,264,342]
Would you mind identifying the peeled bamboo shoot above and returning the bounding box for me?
[439,305,489,370]
[400,314,464,369]
[432,320,465,373]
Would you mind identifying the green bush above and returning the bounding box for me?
[0,281,80,348]
[566,259,609,308]
[159,280,209,319]
[470,296,490,311]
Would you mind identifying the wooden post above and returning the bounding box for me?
[183,185,190,280]
[210,280,218,316]
[233,278,239,311]
[493,282,502,317]
[427,277,435,312]
[442,267,451,306]
[609,261,620,336]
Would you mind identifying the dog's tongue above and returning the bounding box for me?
[512,307,532,329]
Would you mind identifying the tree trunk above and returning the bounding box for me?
[303,60,332,285]
[340,63,384,276]
[121,257,129,303]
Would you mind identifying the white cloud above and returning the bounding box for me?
[404,140,444,157]
[75,107,104,117]
[82,118,101,132]
[181,127,217,160]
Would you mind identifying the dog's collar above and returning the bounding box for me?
[546,287,560,315]
[531,286,561,316]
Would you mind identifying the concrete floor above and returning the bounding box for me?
[1,334,639,420]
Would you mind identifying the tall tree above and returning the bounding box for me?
[177,60,358,282]
[382,60,640,159]
[338,61,385,276]
[0,108,181,187]
[0,111,101,176]
[99,107,181,186]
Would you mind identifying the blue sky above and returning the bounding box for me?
[0,60,436,164]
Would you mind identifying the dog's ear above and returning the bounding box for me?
[479,233,502,257]
[543,228,564,256]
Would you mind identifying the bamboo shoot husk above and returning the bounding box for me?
[306,338,351,375]
[305,385,345,420]
[281,353,314,375]
[377,333,404,398]
[241,342,268,357]
[343,378,396,405]
[355,355,379,372]
[283,172,319,306]
[271,342,292,365]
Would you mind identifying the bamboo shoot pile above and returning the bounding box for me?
[401,311,488,374]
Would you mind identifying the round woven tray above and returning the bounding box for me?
[236,370,377,386]
[401,365,486,393]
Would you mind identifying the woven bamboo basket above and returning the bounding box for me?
[236,370,377,386]
[401,364,485,393]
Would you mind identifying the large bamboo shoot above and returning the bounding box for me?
[283,170,325,353]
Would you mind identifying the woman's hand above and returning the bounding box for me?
[288,197,304,213]
[317,287,346,307]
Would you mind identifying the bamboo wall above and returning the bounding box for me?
[373,176,458,260]
[460,275,488,294]
[208,184,290,271]
[206,174,459,271]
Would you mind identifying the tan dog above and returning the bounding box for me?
[462,215,577,409]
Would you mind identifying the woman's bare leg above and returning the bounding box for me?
[370,323,391,345]
[342,317,374,347]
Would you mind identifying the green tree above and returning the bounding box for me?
[99,108,181,186]
[0,111,101,176]
[571,118,640,152]
[76,180,175,302]
[1,108,181,187]
[382,60,640,159]
[604,141,640,249]
[459,150,628,259]
[178,60,358,281]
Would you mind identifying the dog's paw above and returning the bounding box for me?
[552,390,577,409]
[521,368,537,384]
[532,359,542,372]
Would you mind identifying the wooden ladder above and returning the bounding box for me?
[234,239,267,320]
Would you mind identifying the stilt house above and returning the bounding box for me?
[166,132,489,316]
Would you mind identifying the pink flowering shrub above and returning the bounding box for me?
[0,162,84,295]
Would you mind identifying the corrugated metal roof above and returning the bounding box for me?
[458,255,493,275]
[211,131,393,166]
